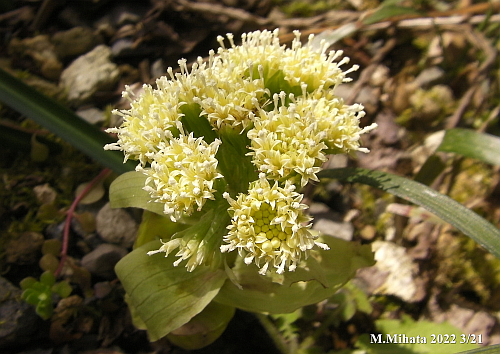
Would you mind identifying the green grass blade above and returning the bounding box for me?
[362,5,424,25]
[0,68,134,174]
[456,344,500,354]
[318,168,500,259]
[437,128,500,166]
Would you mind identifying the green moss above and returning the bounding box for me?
[446,159,493,205]
[436,231,500,305]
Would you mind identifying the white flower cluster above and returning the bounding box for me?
[223,174,329,275]
[138,132,222,222]
[106,29,376,274]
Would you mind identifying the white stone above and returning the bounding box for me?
[96,202,137,248]
[371,240,417,302]
[60,45,119,106]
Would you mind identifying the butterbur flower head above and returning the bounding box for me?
[105,28,376,274]
[105,84,184,165]
[247,92,329,187]
[138,132,223,222]
[222,174,329,275]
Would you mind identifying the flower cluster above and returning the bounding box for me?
[138,131,223,222]
[106,29,376,275]
[222,174,328,275]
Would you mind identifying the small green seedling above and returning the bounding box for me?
[20,270,72,320]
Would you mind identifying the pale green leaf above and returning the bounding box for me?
[213,236,374,314]
[363,5,423,25]
[166,301,235,350]
[0,67,134,174]
[437,128,500,166]
[134,210,190,249]
[318,168,500,260]
[75,180,105,205]
[109,171,164,215]
[115,240,227,341]
[309,24,359,49]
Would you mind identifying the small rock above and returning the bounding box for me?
[332,83,354,101]
[359,225,376,241]
[355,86,380,115]
[369,65,390,87]
[111,38,135,57]
[45,221,65,241]
[370,241,418,302]
[33,183,57,205]
[94,281,113,298]
[77,107,105,125]
[151,58,166,79]
[431,304,496,345]
[59,45,120,106]
[8,35,63,80]
[97,3,148,27]
[5,232,44,264]
[81,244,128,279]
[52,26,102,59]
[0,276,39,349]
[96,202,137,248]
[374,110,402,145]
[22,75,66,101]
[313,219,354,241]
[427,32,467,65]
[309,203,353,241]
[414,67,445,88]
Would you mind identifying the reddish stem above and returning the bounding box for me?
[55,168,112,277]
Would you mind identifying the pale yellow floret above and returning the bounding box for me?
[247,92,376,186]
[221,174,329,275]
[294,93,377,154]
[104,84,184,165]
[147,237,210,272]
[217,29,284,85]
[216,29,360,96]
[282,31,359,92]
[196,53,269,130]
[138,132,223,222]
[247,104,327,186]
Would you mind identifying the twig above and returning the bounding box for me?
[478,104,500,133]
[30,0,62,31]
[55,168,112,277]
[445,86,477,129]
[363,13,500,31]
[445,27,497,129]
[174,0,269,26]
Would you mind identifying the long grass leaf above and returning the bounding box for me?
[0,68,134,174]
[318,168,500,259]
[456,344,500,354]
[437,128,500,166]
